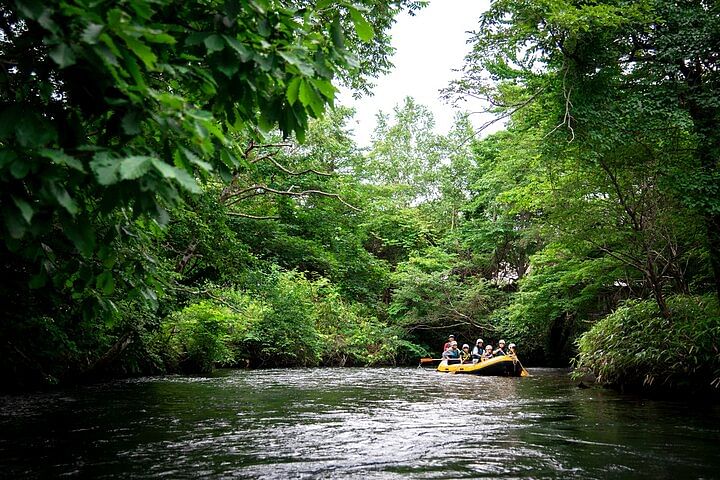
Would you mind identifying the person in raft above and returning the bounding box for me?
[460,344,472,363]
[471,338,484,363]
[442,334,455,353]
[493,339,507,356]
[481,344,494,361]
[507,343,517,356]
[442,341,461,360]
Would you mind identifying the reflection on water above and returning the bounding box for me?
[1,368,719,478]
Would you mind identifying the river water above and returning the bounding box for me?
[1,368,719,479]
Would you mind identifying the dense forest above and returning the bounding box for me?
[1,0,719,394]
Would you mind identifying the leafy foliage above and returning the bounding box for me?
[574,295,720,392]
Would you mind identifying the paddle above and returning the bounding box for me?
[419,357,443,364]
[418,357,465,367]
[510,354,530,377]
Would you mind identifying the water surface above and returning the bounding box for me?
[1,368,719,478]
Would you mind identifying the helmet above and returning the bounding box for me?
[498,339,506,345]
[462,344,470,349]
[448,334,455,339]
[476,338,483,344]
[508,343,516,349]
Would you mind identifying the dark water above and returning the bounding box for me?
[1,368,719,479]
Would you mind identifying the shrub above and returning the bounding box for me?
[574,294,720,392]
[161,301,237,373]
[157,269,427,372]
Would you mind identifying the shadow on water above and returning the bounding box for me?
[1,368,719,478]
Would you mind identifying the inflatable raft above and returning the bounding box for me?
[436,355,529,377]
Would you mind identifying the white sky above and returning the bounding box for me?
[339,0,492,147]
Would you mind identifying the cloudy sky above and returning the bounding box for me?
[339,0,492,147]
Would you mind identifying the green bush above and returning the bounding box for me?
[161,301,237,373]
[574,294,720,392]
[156,270,427,372]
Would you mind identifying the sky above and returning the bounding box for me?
[338,0,492,147]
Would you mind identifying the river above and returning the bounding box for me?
[1,368,719,478]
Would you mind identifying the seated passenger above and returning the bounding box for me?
[481,344,494,361]
[507,343,517,356]
[442,341,461,361]
[460,344,472,363]
[471,338,484,363]
[493,339,507,356]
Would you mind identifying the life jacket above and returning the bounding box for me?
[494,347,506,356]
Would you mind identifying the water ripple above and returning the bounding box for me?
[1,368,720,478]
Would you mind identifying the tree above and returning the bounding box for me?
[0,0,418,387]
[450,0,720,303]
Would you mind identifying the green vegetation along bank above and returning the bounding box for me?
[1,0,719,395]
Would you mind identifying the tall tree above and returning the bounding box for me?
[450,0,720,303]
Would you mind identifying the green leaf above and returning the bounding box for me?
[90,154,120,185]
[348,8,374,42]
[49,43,77,68]
[4,207,27,239]
[182,148,213,172]
[151,159,201,193]
[223,35,252,62]
[121,111,142,135]
[12,196,34,224]
[119,156,152,180]
[204,34,225,54]
[298,80,325,116]
[286,77,301,105]
[40,149,85,172]
[330,16,344,50]
[49,183,79,215]
[141,29,175,45]
[311,78,336,100]
[96,271,116,295]
[317,0,334,9]
[123,36,156,69]
[81,23,104,44]
[249,0,268,14]
[278,51,314,76]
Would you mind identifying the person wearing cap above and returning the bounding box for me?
[442,341,461,361]
[442,334,455,353]
[481,344,494,361]
[471,339,484,363]
[460,344,472,363]
[493,339,507,356]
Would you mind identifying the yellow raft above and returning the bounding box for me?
[437,355,529,377]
